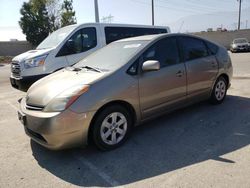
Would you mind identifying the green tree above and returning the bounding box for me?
[19,0,76,45]
[61,0,77,27]
[19,0,51,45]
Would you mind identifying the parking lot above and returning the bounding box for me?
[0,52,250,188]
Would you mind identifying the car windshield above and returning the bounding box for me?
[36,25,77,49]
[234,38,248,44]
[74,40,149,71]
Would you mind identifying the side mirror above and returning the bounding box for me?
[142,60,160,72]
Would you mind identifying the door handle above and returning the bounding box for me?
[176,70,183,77]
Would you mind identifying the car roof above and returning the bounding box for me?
[233,38,248,41]
[72,22,170,29]
[234,38,248,40]
[115,33,209,43]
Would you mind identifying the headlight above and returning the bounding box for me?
[43,85,89,112]
[24,55,47,69]
[232,44,237,48]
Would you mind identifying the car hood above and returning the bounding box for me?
[26,68,107,107]
[12,48,54,62]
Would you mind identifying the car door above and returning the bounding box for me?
[139,37,187,119]
[179,36,218,98]
[56,27,100,66]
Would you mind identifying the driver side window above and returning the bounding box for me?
[57,27,97,56]
[70,30,82,54]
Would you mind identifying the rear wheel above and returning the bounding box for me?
[92,105,132,151]
[210,76,228,104]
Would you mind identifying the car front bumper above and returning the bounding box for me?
[18,97,96,150]
[231,46,249,52]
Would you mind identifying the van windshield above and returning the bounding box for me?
[74,40,149,71]
[36,25,77,49]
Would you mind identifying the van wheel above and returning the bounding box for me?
[92,105,132,151]
[210,76,228,104]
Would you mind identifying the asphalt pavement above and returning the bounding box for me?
[0,52,250,188]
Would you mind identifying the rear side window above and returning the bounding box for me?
[206,41,218,55]
[57,27,97,56]
[180,37,209,61]
[143,37,180,67]
[105,27,167,44]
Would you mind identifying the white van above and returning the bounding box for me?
[10,23,170,91]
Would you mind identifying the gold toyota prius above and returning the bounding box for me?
[18,33,233,151]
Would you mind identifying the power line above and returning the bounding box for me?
[157,0,226,12]
[131,0,236,14]
[131,0,205,14]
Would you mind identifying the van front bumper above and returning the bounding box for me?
[10,74,48,92]
[18,97,96,150]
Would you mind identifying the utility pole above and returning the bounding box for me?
[237,0,242,30]
[152,0,154,25]
[94,0,100,23]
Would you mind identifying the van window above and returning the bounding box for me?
[142,37,180,67]
[105,27,167,44]
[180,37,208,61]
[57,27,97,56]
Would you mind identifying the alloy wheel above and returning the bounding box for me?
[100,112,128,145]
[215,80,226,101]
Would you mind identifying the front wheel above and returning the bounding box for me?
[92,105,132,151]
[210,76,228,104]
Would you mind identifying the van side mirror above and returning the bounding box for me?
[56,39,75,57]
[142,60,160,72]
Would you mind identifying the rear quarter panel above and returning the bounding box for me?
[215,47,233,85]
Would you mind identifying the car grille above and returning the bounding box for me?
[26,103,44,111]
[11,61,21,78]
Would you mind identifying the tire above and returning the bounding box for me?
[210,76,228,104]
[92,105,132,151]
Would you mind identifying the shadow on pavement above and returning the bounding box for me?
[31,95,250,187]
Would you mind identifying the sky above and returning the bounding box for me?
[0,0,250,41]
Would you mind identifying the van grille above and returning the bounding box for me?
[11,61,21,78]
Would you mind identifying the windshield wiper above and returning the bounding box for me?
[66,67,82,71]
[82,66,102,73]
